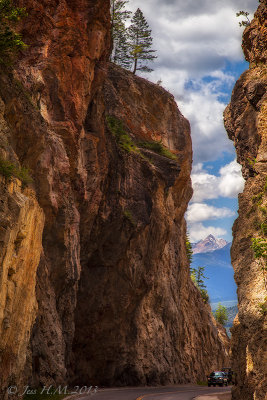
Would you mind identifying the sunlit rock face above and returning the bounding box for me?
[0,99,45,399]
[0,178,44,400]
[0,0,230,394]
[224,2,267,399]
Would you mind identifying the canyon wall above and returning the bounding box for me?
[0,0,229,395]
[0,106,44,396]
[224,1,267,399]
[0,0,111,394]
[71,63,230,386]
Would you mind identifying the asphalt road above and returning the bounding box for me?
[75,385,231,400]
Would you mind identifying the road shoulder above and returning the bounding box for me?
[194,392,231,400]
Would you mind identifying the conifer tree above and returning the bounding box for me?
[186,234,193,265]
[214,303,228,326]
[236,10,250,27]
[190,266,209,304]
[110,0,132,69]
[128,8,157,74]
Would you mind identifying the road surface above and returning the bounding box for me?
[72,385,231,400]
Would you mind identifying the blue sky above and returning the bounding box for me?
[128,0,259,242]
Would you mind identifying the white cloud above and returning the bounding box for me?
[125,0,256,241]
[186,203,235,223]
[179,85,234,163]
[192,163,204,174]
[128,0,259,78]
[127,0,259,164]
[191,160,244,202]
[218,161,245,197]
[188,223,227,243]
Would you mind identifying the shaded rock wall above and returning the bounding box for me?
[224,1,267,399]
[0,0,230,394]
[72,63,230,386]
[0,0,111,391]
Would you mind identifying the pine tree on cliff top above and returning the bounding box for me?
[110,0,132,69]
[128,8,157,74]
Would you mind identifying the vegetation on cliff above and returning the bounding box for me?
[0,0,231,393]
[0,0,26,64]
[110,0,131,69]
[0,157,32,185]
[128,8,157,74]
[214,303,228,326]
[190,266,210,304]
[106,114,178,160]
[224,1,267,398]
[138,140,177,160]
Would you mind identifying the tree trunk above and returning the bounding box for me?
[133,57,137,74]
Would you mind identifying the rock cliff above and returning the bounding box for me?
[224,1,267,399]
[0,0,229,395]
[72,63,230,386]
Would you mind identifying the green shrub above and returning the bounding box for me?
[259,206,266,215]
[258,303,267,315]
[0,0,27,65]
[106,116,177,162]
[16,166,33,185]
[106,115,138,153]
[138,140,177,160]
[251,237,267,260]
[0,157,15,178]
[261,223,267,235]
[258,296,267,316]
[123,209,135,226]
[252,192,263,205]
[0,157,32,185]
[200,288,209,304]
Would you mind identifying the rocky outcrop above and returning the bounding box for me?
[224,1,267,399]
[0,0,229,394]
[71,63,230,386]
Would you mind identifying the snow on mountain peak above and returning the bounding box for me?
[192,235,228,254]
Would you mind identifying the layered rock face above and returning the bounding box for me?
[224,2,267,399]
[0,0,229,394]
[0,0,111,392]
[72,63,230,386]
[0,101,44,397]
[0,178,44,397]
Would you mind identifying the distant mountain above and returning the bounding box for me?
[192,234,229,254]
[191,239,237,303]
[225,305,238,328]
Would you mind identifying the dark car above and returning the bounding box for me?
[208,371,228,387]
[222,367,234,384]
